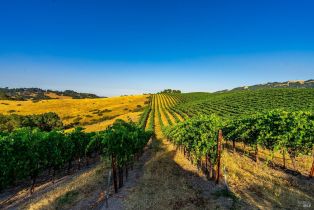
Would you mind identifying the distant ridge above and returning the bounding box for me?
[216,79,314,93]
[0,87,103,101]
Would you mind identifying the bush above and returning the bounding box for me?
[0,112,63,132]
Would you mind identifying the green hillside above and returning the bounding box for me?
[174,88,314,118]
[216,79,314,93]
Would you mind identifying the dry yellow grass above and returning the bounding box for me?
[230,142,312,176]
[165,108,177,124]
[174,111,184,122]
[124,98,236,210]
[23,162,109,210]
[45,92,72,99]
[160,109,169,126]
[156,95,169,126]
[160,94,185,122]
[222,149,314,209]
[0,95,149,132]
[83,111,142,132]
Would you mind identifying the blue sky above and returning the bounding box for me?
[0,0,313,96]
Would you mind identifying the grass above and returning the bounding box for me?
[226,141,313,176]
[45,92,72,99]
[83,111,142,132]
[124,137,209,210]
[123,98,237,210]
[212,188,237,200]
[55,190,79,208]
[123,133,239,209]
[0,94,149,132]
[221,148,314,209]
[24,161,110,210]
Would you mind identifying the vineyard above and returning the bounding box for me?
[174,88,314,118]
[141,90,314,177]
[2,0,314,208]
[0,122,152,194]
[1,88,314,209]
[135,91,314,209]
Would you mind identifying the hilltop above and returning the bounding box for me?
[216,79,314,93]
[0,87,102,101]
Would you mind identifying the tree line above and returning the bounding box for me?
[0,87,101,100]
[158,89,181,94]
[0,112,63,132]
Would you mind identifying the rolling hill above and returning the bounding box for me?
[0,87,102,101]
[1,82,313,210]
[216,79,314,93]
[0,95,150,131]
[174,88,314,118]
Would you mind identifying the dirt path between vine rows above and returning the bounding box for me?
[94,99,251,210]
[93,138,155,210]
[96,134,252,210]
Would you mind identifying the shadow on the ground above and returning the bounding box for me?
[222,144,314,210]
[0,157,102,209]
[223,142,310,178]
[122,136,252,210]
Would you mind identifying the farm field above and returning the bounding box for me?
[1,89,314,210]
[2,1,314,209]
[0,95,149,131]
[174,88,314,118]
[130,92,314,209]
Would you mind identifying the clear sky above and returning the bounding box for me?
[0,0,313,96]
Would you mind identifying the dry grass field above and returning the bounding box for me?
[18,162,108,210]
[222,149,314,209]
[44,92,73,99]
[83,111,142,132]
[0,95,150,132]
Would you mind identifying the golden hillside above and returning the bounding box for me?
[0,95,150,132]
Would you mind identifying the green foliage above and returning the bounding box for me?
[55,190,79,207]
[158,89,181,94]
[166,114,222,163]
[0,87,101,100]
[138,107,151,129]
[228,79,314,91]
[0,119,152,191]
[162,108,173,126]
[175,89,314,119]
[0,112,63,132]
[0,127,93,190]
[147,108,155,131]
[156,103,165,133]
[167,107,180,123]
[96,120,152,167]
[223,110,314,157]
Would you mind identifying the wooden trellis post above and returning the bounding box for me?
[310,160,314,178]
[310,147,314,178]
[111,155,118,193]
[216,130,223,184]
